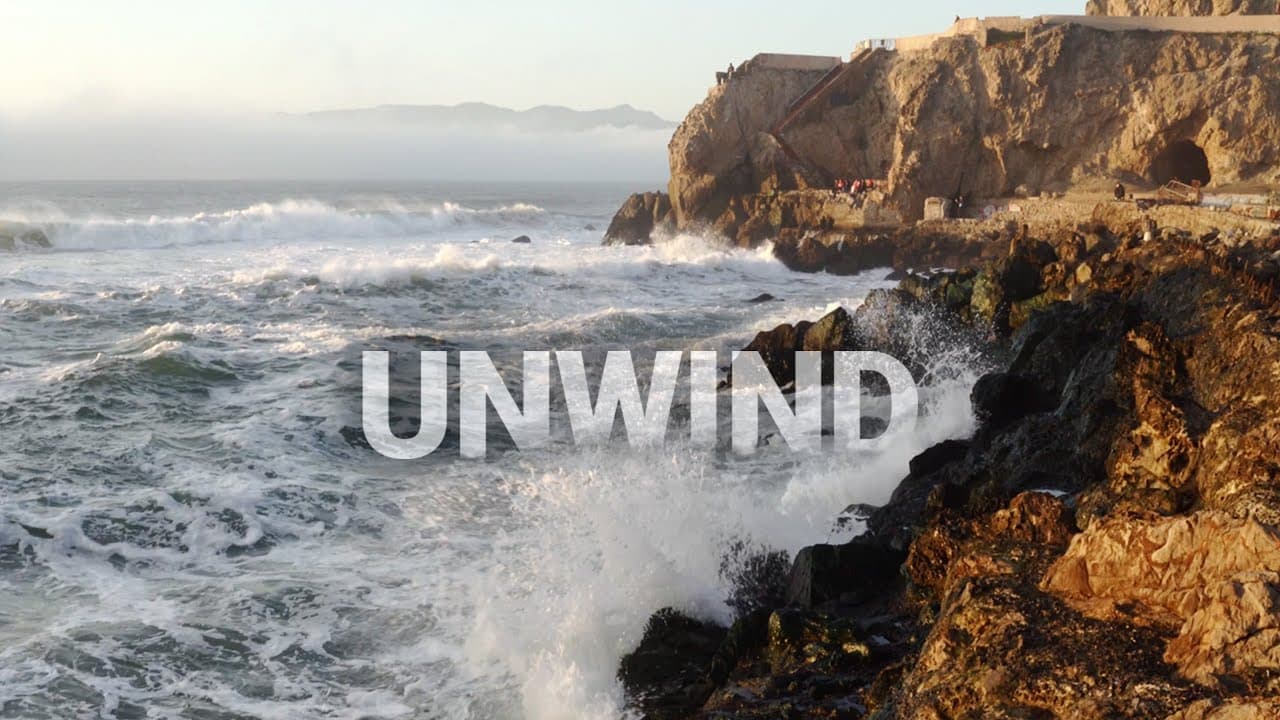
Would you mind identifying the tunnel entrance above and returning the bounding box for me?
[1150,140,1211,187]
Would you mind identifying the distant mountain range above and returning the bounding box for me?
[292,102,675,133]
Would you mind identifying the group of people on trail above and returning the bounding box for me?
[833,177,876,197]
[716,63,736,86]
[944,192,968,219]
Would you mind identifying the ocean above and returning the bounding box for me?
[0,181,981,719]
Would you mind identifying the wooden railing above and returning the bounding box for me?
[1157,180,1202,205]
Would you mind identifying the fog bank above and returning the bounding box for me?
[0,111,672,182]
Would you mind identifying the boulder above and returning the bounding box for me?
[1041,511,1280,625]
[907,438,970,477]
[893,567,1206,719]
[784,537,906,609]
[765,608,869,675]
[740,306,863,388]
[1166,571,1280,692]
[742,320,811,388]
[511,235,531,244]
[771,231,895,274]
[617,608,726,718]
[970,372,1055,431]
[800,306,855,352]
[603,192,674,246]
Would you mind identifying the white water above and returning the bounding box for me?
[0,181,983,719]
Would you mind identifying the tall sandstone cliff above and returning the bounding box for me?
[1087,0,1275,14]
[657,24,1280,238]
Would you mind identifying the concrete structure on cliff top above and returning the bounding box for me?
[609,0,1280,245]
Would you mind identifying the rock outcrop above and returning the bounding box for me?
[612,21,1280,244]
[618,206,1280,718]
[1087,0,1275,14]
[604,192,674,245]
[665,57,834,232]
[609,2,1280,715]
[791,26,1280,223]
[1043,512,1280,692]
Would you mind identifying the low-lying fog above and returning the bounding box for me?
[0,108,673,182]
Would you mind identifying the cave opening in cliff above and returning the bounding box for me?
[1150,140,1211,187]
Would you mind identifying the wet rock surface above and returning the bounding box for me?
[618,210,1280,718]
[603,192,674,246]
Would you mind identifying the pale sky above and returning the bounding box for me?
[2,1,1083,121]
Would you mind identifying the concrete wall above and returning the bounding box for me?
[746,53,842,72]
[895,14,1280,54]
[1039,14,1280,32]
[954,16,1031,33]
[896,17,1038,53]
[895,31,952,53]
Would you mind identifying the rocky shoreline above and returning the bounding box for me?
[602,1,1280,715]
[616,203,1280,719]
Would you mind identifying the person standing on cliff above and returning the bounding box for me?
[1114,182,1126,201]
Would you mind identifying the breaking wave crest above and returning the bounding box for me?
[0,198,549,251]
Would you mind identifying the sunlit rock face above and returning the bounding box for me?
[1086,0,1275,15]
[659,24,1280,233]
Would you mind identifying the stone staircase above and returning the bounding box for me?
[767,48,885,170]
[772,48,883,137]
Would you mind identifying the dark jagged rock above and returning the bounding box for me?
[772,232,896,274]
[622,214,1280,719]
[603,192,674,246]
[741,320,812,388]
[969,372,1055,431]
[907,439,970,478]
[800,306,856,353]
[618,609,726,719]
[745,293,778,304]
[736,298,974,394]
[511,234,532,243]
[784,538,906,610]
[764,608,871,674]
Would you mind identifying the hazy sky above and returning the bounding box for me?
[2,1,1082,121]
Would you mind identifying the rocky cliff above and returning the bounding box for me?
[665,58,834,231]
[1087,0,1275,14]
[618,204,1280,719]
[613,22,1280,245]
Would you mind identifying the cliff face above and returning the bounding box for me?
[1087,0,1275,14]
[665,60,832,231]
[659,24,1280,236]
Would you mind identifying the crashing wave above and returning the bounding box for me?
[0,198,549,251]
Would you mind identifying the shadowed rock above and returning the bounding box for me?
[604,192,674,246]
